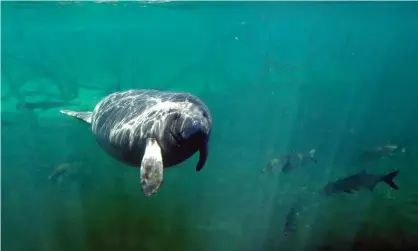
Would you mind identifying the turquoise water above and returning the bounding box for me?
[2,1,418,251]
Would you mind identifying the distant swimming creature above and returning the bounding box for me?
[263,149,317,173]
[283,205,300,235]
[16,100,74,111]
[358,144,408,163]
[322,169,400,196]
[48,163,71,183]
[262,158,280,173]
[281,149,317,173]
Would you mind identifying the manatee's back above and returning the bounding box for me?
[89,90,160,165]
[92,90,153,136]
[159,90,211,116]
[93,90,208,127]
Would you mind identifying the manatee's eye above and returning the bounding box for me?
[202,111,208,118]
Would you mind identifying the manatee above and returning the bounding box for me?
[60,89,212,196]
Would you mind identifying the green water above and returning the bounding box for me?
[2,1,418,251]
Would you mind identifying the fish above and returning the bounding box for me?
[16,101,75,111]
[358,144,408,163]
[322,169,400,196]
[281,149,317,173]
[283,205,299,235]
[48,163,71,183]
[261,158,280,173]
[1,119,14,127]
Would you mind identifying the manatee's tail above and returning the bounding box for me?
[381,169,400,190]
[60,110,93,124]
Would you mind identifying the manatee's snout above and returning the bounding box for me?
[181,119,209,140]
[178,117,210,172]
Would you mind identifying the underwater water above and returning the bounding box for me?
[2,1,418,250]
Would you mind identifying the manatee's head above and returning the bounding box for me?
[169,101,212,171]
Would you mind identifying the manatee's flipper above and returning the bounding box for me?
[140,138,164,196]
[60,110,93,124]
[196,142,208,172]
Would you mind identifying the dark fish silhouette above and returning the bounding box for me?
[262,149,317,174]
[322,169,399,196]
[1,119,14,127]
[358,144,407,163]
[283,205,299,235]
[281,149,317,173]
[48,163,71,183]
[16,101,74,111]
[261,158,280,173]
